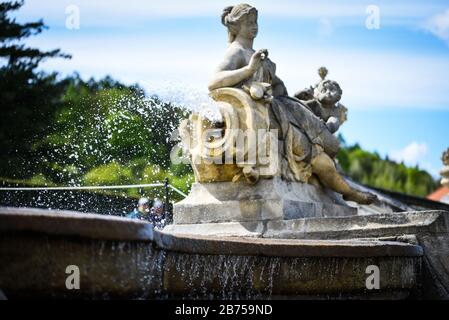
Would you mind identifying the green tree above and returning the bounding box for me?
[37,76,191,185]
[0,0,70,178]
[337,143,437,197]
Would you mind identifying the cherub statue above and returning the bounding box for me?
[295,67,347,134]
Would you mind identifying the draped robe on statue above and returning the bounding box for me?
[235,57,340,182]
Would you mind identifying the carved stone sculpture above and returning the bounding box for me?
[175,4,376,223]
[441,148,449,188]
[180,3,376,205]
[295,67,347,134]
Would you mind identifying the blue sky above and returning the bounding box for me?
[13,0,449,178]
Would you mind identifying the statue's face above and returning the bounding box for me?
[314,80,342,106]
[238,11,258,39]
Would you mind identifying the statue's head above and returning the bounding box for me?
[313,79,342,106]
[221,4,258,43]
[442,148,449,166]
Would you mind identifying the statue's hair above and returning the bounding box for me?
[221,4,257,44]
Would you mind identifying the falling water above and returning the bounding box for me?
[0,84,223,213]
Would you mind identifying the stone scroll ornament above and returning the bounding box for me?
[179,3,377,205]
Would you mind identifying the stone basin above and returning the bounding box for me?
[0,207,423,299]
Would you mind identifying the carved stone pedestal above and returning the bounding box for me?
[173,177,356,225]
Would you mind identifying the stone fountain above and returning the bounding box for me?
[1,4,449,299]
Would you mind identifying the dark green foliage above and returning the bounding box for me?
[35,75,192,189]
[0,0,70,178]
[337,143,437,197]
[0,1,193,199]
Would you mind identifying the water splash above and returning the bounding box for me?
[144,80,222,121]
[1,84,207,212]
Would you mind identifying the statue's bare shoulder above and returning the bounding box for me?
[215,43,248,72]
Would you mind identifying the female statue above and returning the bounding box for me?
[208,4,376,204]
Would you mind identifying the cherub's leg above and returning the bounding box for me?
[311,151,377,204]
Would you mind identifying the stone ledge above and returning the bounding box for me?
[155,231,423,258]
[264,210,449,239]
[0,206,425,299]
[163,220,264,237]
[0,206,423,258]
[165,210,448,239]
[0,207,153,241]
[0,232,422,299]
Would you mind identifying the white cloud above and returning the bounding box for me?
[423,8,449,46]
[390,142,428,166]
[17,0,447,26]
[17,1,449,111]
[273,49,449,110]
[30,33,449,111]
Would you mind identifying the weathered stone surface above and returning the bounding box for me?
[174,177,356,224]
[155,231,423,258]
[0,207,423,299]
[167,210,449,239]
[180,87,273,184]
[263,210,449,299]
[0,233,164,299]
[165,209,449,299]
[164,220,264,237]
[165,210,448,238]
[181,3,378,206]
[0,207,153,241]
[264,210,449,239]
[161,253,420,299]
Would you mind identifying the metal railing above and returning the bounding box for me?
[0,180,187,197]
[0,178,188,219]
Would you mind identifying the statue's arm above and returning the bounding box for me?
[208,49,266,91]
[208,51,253,91]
